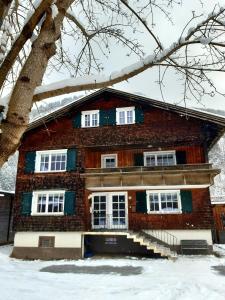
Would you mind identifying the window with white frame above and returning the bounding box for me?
[35,150,67,172]
[144,151,176,167]
[101,154,117,168]
[116,107,135,125]
[32,191,65,215]
[146,190,181,213]
[81,110,99,128]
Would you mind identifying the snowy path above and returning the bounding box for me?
[1,245,225,300]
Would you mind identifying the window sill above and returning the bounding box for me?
[31,213,64,216]
[81,125,99,128]
[147,211,182,214]
[34,170,66,173]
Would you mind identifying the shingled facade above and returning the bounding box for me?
[12,88,225,259]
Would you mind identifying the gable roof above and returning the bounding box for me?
[27,88,225,148]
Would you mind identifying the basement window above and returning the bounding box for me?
[146,190,181,214]
[39,236,55,248]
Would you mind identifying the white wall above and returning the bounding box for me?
[14,232,82,248]
[144,229,213,245]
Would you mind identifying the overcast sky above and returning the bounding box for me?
[43,0,225,111]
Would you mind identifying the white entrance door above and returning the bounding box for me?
[92,192,128,229]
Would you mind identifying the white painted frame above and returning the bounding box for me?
[31,190,65,216]
[35,149,67,173]
[101,154,118,168]
[116,106,135,125]
[81,109,99,128]
[144,150,177,167]
[146,190,182,214]
[91,191,128,229]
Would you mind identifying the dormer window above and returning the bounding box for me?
[81,110,99,128]
[116,107,135,125]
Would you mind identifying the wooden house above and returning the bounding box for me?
[11,88,225,259]
[0,190,14,244]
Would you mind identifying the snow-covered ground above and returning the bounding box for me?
[1,245,225,300]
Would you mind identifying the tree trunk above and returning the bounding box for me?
[0,0,74,167]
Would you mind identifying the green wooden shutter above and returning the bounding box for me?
[25,152,36,173]
[100,109,116,126]
[136,191,147,213]
[99,110,108,126]
[135,107,144,124]
[73,113,81,128]
[67,148,77,171]
[64,191,76,215]
[107,108,116,125]
[21,192,32,216]
[134,153,144,166]
[181,190,192,213]
[176,151,187,164]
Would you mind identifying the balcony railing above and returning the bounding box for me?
[83,163,214,174]
[81,163,220,189]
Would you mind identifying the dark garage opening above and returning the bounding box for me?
[84,234,162,258]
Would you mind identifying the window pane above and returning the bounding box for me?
[105,157,116,168]
[37,195,46,213]
[40,155,49,171]
[146,155,156,166]
[85,114,90,127]
[50,153,66,171]
[92,113,98,126]
[127,110,133,124]
[119,111,125,124]
[149,194,159,211]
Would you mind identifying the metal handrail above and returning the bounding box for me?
[141,229,178,252]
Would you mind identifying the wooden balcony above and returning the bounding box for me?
[81,163,220,191]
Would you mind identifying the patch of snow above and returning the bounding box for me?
[200,37,212,45]
[51,4,58,19]
[1,245,225,300]
[0,95,10,117]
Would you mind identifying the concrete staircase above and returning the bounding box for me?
[126,231,177,260]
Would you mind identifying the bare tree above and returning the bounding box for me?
[0,0,225,166]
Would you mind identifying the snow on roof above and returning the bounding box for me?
[0,190,15,195]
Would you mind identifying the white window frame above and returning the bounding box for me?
[35,149,67,173]
[144,150,176,167]
[81,109,99,128]
[101,154,118,168]
[31,190,65,216]
[146,190,182,214]
[116,106,135,125]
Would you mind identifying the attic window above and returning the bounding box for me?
[81,110,99,127]
[116,107,135,125]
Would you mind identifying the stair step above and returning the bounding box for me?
[126,231,177,259]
